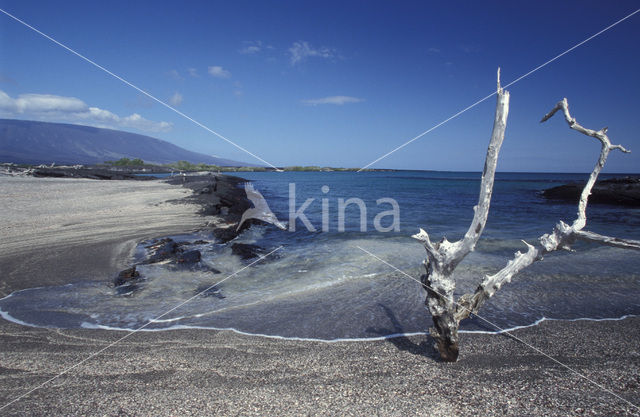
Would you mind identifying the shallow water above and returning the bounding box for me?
[1,171,639,340]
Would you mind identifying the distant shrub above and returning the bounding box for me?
[105,157,145,166]
[167,161,222,171]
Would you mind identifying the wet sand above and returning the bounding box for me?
[0,176,638,416]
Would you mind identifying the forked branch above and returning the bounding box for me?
[541,98,630,229]
[412,69,510,361]
[455,99,638,324]
[414,73,638,362]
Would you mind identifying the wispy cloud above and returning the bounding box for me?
[239,40,275,55]
[239,40,263,54]
[169,92,183,106]
[301,96,364,106]
[0,90,171,133]
[428,47,440,53]
[187,68,199,77]
[288,41,334,65]
[208,65,231,79]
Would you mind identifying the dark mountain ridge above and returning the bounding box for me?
[0,119,251,166]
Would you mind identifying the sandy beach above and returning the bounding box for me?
[0,176,205,296]
[0,176,638,416]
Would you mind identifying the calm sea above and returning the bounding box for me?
[1,171,639,340]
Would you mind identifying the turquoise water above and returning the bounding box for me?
[1,171,639,339]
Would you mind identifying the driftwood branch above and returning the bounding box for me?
[414,81,636,361]
[541,98,630,229]
[573,230,640,250]
[455,98,636,324]
[412,68,510,361]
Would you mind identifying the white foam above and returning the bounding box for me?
[2,285,638,342]
[457,315,639,335]
[149,316,185,323]
[56,314,640,343]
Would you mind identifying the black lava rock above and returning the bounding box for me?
[114,266,140,287]
[542,177,640,206]
[145,238,179,263]
[213,227,239,243]
[231,243,264,260]
[176,250,201,264]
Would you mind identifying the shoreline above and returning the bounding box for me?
[2,278,637,342]
[0,315,638,415]
[0,174,639,415]
[0,173,249,296]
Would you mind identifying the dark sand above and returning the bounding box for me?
[0,176,638,416]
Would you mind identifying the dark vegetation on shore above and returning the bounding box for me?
[106,158,383,172]
[1,158,386,174]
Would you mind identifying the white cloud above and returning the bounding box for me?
[0,90,13,110]
[0,90,171,133]
[243,45,261,54]
[120,113,171,132]
[289,41,334,65]
[86,107,118,121]
[208,66,231,79]
[239,41,262,54]
[428,47,440,53]
[0,91,87,113]
[187,68,199,77]
[169,92,183,106]
[301,96,364,106]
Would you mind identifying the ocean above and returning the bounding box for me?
[1,171,639,340]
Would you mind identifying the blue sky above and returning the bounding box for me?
[0,1,638,172]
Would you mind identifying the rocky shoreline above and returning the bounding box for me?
[0,164,160,180]
[110,172,273,291]
[543,176,640,206]
[165,173,252,231]
[0,167,272,297]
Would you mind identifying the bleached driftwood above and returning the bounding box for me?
[455,99,640,324]
[412,70,509,361]
[413,74,639,362]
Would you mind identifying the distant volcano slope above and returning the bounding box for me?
[0,119,252,166]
